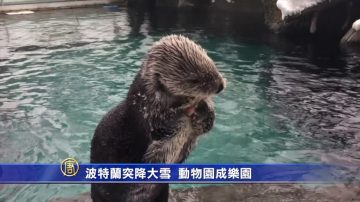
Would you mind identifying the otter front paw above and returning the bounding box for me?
[151,109,184,140]
[191,99,215,134]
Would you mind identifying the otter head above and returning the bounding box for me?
[141,35,226,109]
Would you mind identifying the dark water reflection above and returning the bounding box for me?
[265,38,360,181]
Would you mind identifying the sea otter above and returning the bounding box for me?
[90,34,226,202]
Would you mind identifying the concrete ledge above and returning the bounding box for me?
[0,0,126,13]
[50,184,360,202]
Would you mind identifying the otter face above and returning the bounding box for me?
[141,35,226,104]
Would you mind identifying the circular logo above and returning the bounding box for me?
[60,158,79,177]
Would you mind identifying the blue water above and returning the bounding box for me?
[0,7,359,201]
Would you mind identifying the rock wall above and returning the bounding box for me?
[126,0,360,38]
[127,0,263,12]
[261,0,283,32]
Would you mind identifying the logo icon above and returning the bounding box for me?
[61,158,79,177]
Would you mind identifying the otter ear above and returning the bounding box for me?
[154,72,173,105]
[154,73,166,93]
[154,73,165,92]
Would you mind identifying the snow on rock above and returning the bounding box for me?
[341,19,360,44]
[276,0,325,20]
[6,10,34,15]
[352,19,360,31]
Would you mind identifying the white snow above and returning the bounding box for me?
[352,19,360,31]
[276,0,325,20]
[6,10,34,15]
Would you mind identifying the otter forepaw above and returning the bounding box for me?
[190,99,215,134]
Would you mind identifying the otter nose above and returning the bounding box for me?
[216,83,224,94]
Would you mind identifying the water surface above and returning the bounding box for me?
[0,7,359,201]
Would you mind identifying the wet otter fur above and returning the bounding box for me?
[90,35,226,202]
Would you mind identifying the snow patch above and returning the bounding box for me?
[276,0,325,20]
[352,19,360,31]
[6,10,34,15]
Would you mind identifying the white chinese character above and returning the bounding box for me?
[123,168,134,179]
[216,168,227,179]
[179,168,190,180]
[191,168,202,179]
[135,168,146,179]
[228,168,239,179]
[203,168,214,179]
[110,168,121,179]
[159,168,171,180]
[85,168,97,179]
[147,168,158,179]
[98,168,109,179]
[240,168,252,179]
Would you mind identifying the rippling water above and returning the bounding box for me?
[0,7,359,201]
